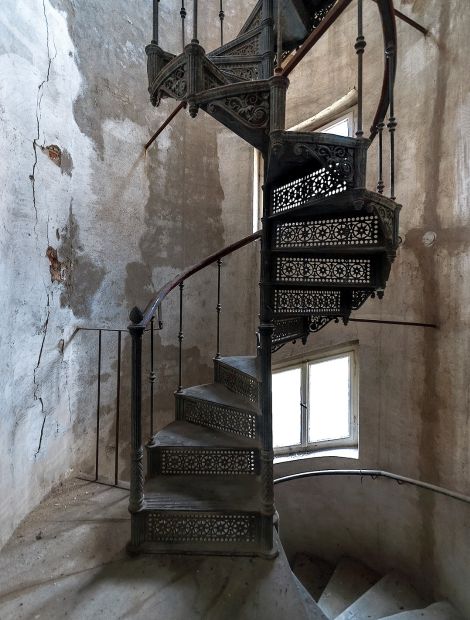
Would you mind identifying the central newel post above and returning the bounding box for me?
[128,306,145,551]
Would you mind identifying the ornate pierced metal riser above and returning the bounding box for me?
[176,395,258,440]
[273,255,375,287]
[130,512,275,557]
[147,447,260,477]
[214,361,259,404]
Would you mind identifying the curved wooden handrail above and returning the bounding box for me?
[134,230,261,329]
[281,0,397,143]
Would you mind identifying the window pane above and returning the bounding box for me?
[272,367,302,448]
[322,118,349,137]
[308,355,350,442]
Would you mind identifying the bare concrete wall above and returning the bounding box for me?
[275,0,470,614]
[0,0,257,548]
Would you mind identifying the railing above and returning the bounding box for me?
[126,231,261,510]
[74,232,261,491]
[274,469,470,506]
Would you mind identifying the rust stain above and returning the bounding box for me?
[41,144,62,167]
[46,246,63,283]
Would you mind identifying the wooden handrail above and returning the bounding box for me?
[136,230,261,329]
[145,102,187,151]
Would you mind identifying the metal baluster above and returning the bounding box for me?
[275,0,283,73]
[355,0,366,137]
[386,45,397,200]
[152,0,160,44]
[178,283,184,392]
[149,318,156,437]
[114,330,121,486]
[192,0,198,44]
[219,0,224,47]
[215,259,222,358]
[95,329,102,481]
[180,0,186,49]
[377,121,385,194]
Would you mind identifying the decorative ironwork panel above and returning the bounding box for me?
[183,399,257,439]
[204,71,225,90]
[217,363,258,403]
[273,215,379,249]
[272,166,349,214]
[352,290,372,309]
[160,448,256,475]
[162,64,187,98]
[272,317,305,341]
[309,316,334,332]
[220,91,269,127]
[229,34,260,56]
[275,257,371,285]
[222,63,260,81]
[145,512,257,543]
[274,289,341,314]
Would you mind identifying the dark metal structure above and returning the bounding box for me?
[125,0,401,557]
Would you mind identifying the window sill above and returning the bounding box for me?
[274,446,359,464]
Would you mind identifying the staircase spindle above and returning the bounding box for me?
[219,0,224,47]
[275,0,283,73]
[216,259,222,358]
[377,121,385,194]
[180,0,186,49]
[152,0,160,44]
[178,283,184,392]
[355,0,366,137]
[95,329,102,482]
[114,330,122,486]
[192,0,198,44]
[386,45,397,200]
[149,318,156,437]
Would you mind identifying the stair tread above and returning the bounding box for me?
[317,557,380,619]
[178,383,259,413]
[335,571,426,620]
[144,475,261,512]
[217,355,260,381]
[378,601,464,620]
[148,420,259,450]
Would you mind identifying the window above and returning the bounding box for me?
[272,346,358,455]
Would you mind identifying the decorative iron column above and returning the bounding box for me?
[261,0,275,79]
[128,307,145,516]
[258,159,275,554]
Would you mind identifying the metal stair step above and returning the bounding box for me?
[378,601,464,619]
[143,475,261,511]
[131,476,266,555]
[214,355,260,403]
[176,383,260,439]
[146,421,260,476]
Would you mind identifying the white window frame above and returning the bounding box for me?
[272,343,359,456]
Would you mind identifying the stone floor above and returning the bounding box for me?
[0,478,311,620]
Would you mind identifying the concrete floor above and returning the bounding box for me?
[0,478,311,620]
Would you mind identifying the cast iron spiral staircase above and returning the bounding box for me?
[126,0,400,558]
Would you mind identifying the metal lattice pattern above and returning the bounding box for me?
[183,399,257,439]
[145,513,257,543]
[272,165,348,214]
[352,290,372,309]
[273,215,379,248]
[217,364,258,403]
[275,257,371,284]
[274,289,341,314]
[160,448,256,475]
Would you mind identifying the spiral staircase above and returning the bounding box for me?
[127,0,401,559]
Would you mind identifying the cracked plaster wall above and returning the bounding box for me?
[0,0,257,549]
